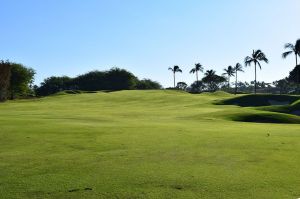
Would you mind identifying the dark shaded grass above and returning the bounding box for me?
[228,112,300,124]
[216,94,300,107]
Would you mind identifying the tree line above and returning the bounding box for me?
[35,68,162,96]
[0,65,162,101]
[1,39,299,101]
[168,39,300,94]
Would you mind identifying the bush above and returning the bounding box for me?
[35,76,72,96]
[136,79,162,89]
[36,68,162,96]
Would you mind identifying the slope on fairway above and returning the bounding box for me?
[258,99,300,116]
[0,90,300,199]
[216,94,300,124]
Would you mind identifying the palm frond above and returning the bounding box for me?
[282,51,293,59]
[257,61,262,69]
[284,43,294,50]
[195,63,204,72]
[254,49,262,58]
[223,66,234,77]
[235,63,244,72]
[258,53,268,63]
[244,56,253,66]
[168,67,173,71]
[205,70,215,76]
[252,49,268,64]
[190,68,195,74]
[171,65,182,73]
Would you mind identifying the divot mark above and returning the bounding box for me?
[68,189,80,192]
[172,185,183,190]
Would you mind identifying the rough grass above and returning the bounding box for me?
[0,90,300,199]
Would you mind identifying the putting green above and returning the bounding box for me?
[0,90,300,198]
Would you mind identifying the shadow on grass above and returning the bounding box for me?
[216,94,300,107]
[216,94,300,124]
[228,112,300,124]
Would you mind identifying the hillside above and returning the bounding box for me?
[0,91,300,199]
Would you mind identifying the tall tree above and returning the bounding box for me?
[273,78,289,95]
[202,70,226,92]
[9,63,35,99]
[245,50,269,94]
[168,65,182,88]
[189,80,204,93]
[282,39,300,66]
[288,65,300,93]
[296,39,300,56]
[233,63,244,94]
[222,66,235,89]
[283,39,300,91]
[0,60,12,101]
[189,63,203,82]
[176,82,188,90]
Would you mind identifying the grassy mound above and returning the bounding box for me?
[259,99,300,116]
[217,94,300,123]
[217,94,300,107]
[228,112,300,124]
[291,99,300,110]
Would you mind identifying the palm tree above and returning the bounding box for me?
[283,39,300,92]
[233,63,244,95]
[202,70,226,91]
[296,39,300,56]
[245,50,269,94]
[222,66,235,89]
[203,70,216,80]
[168,65,182,88]
[282,39,300,66]
[203,70,216,91]
[189,63,203,82]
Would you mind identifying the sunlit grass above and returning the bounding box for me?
[0,90,300,198]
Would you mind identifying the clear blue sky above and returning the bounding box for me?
[0,0,299,87]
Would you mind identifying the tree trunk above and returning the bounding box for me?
[254,62,257,94]
[0,63,11,102]
[10,92,14,100]
[0,89,7,102]
[235,71,238,95]
[173,72,176,88]
[228,76,230,89]
[296,54,299,94]
[196,71,198,87]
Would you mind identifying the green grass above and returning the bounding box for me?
[1,90,300,198]
[258,99,300,116]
